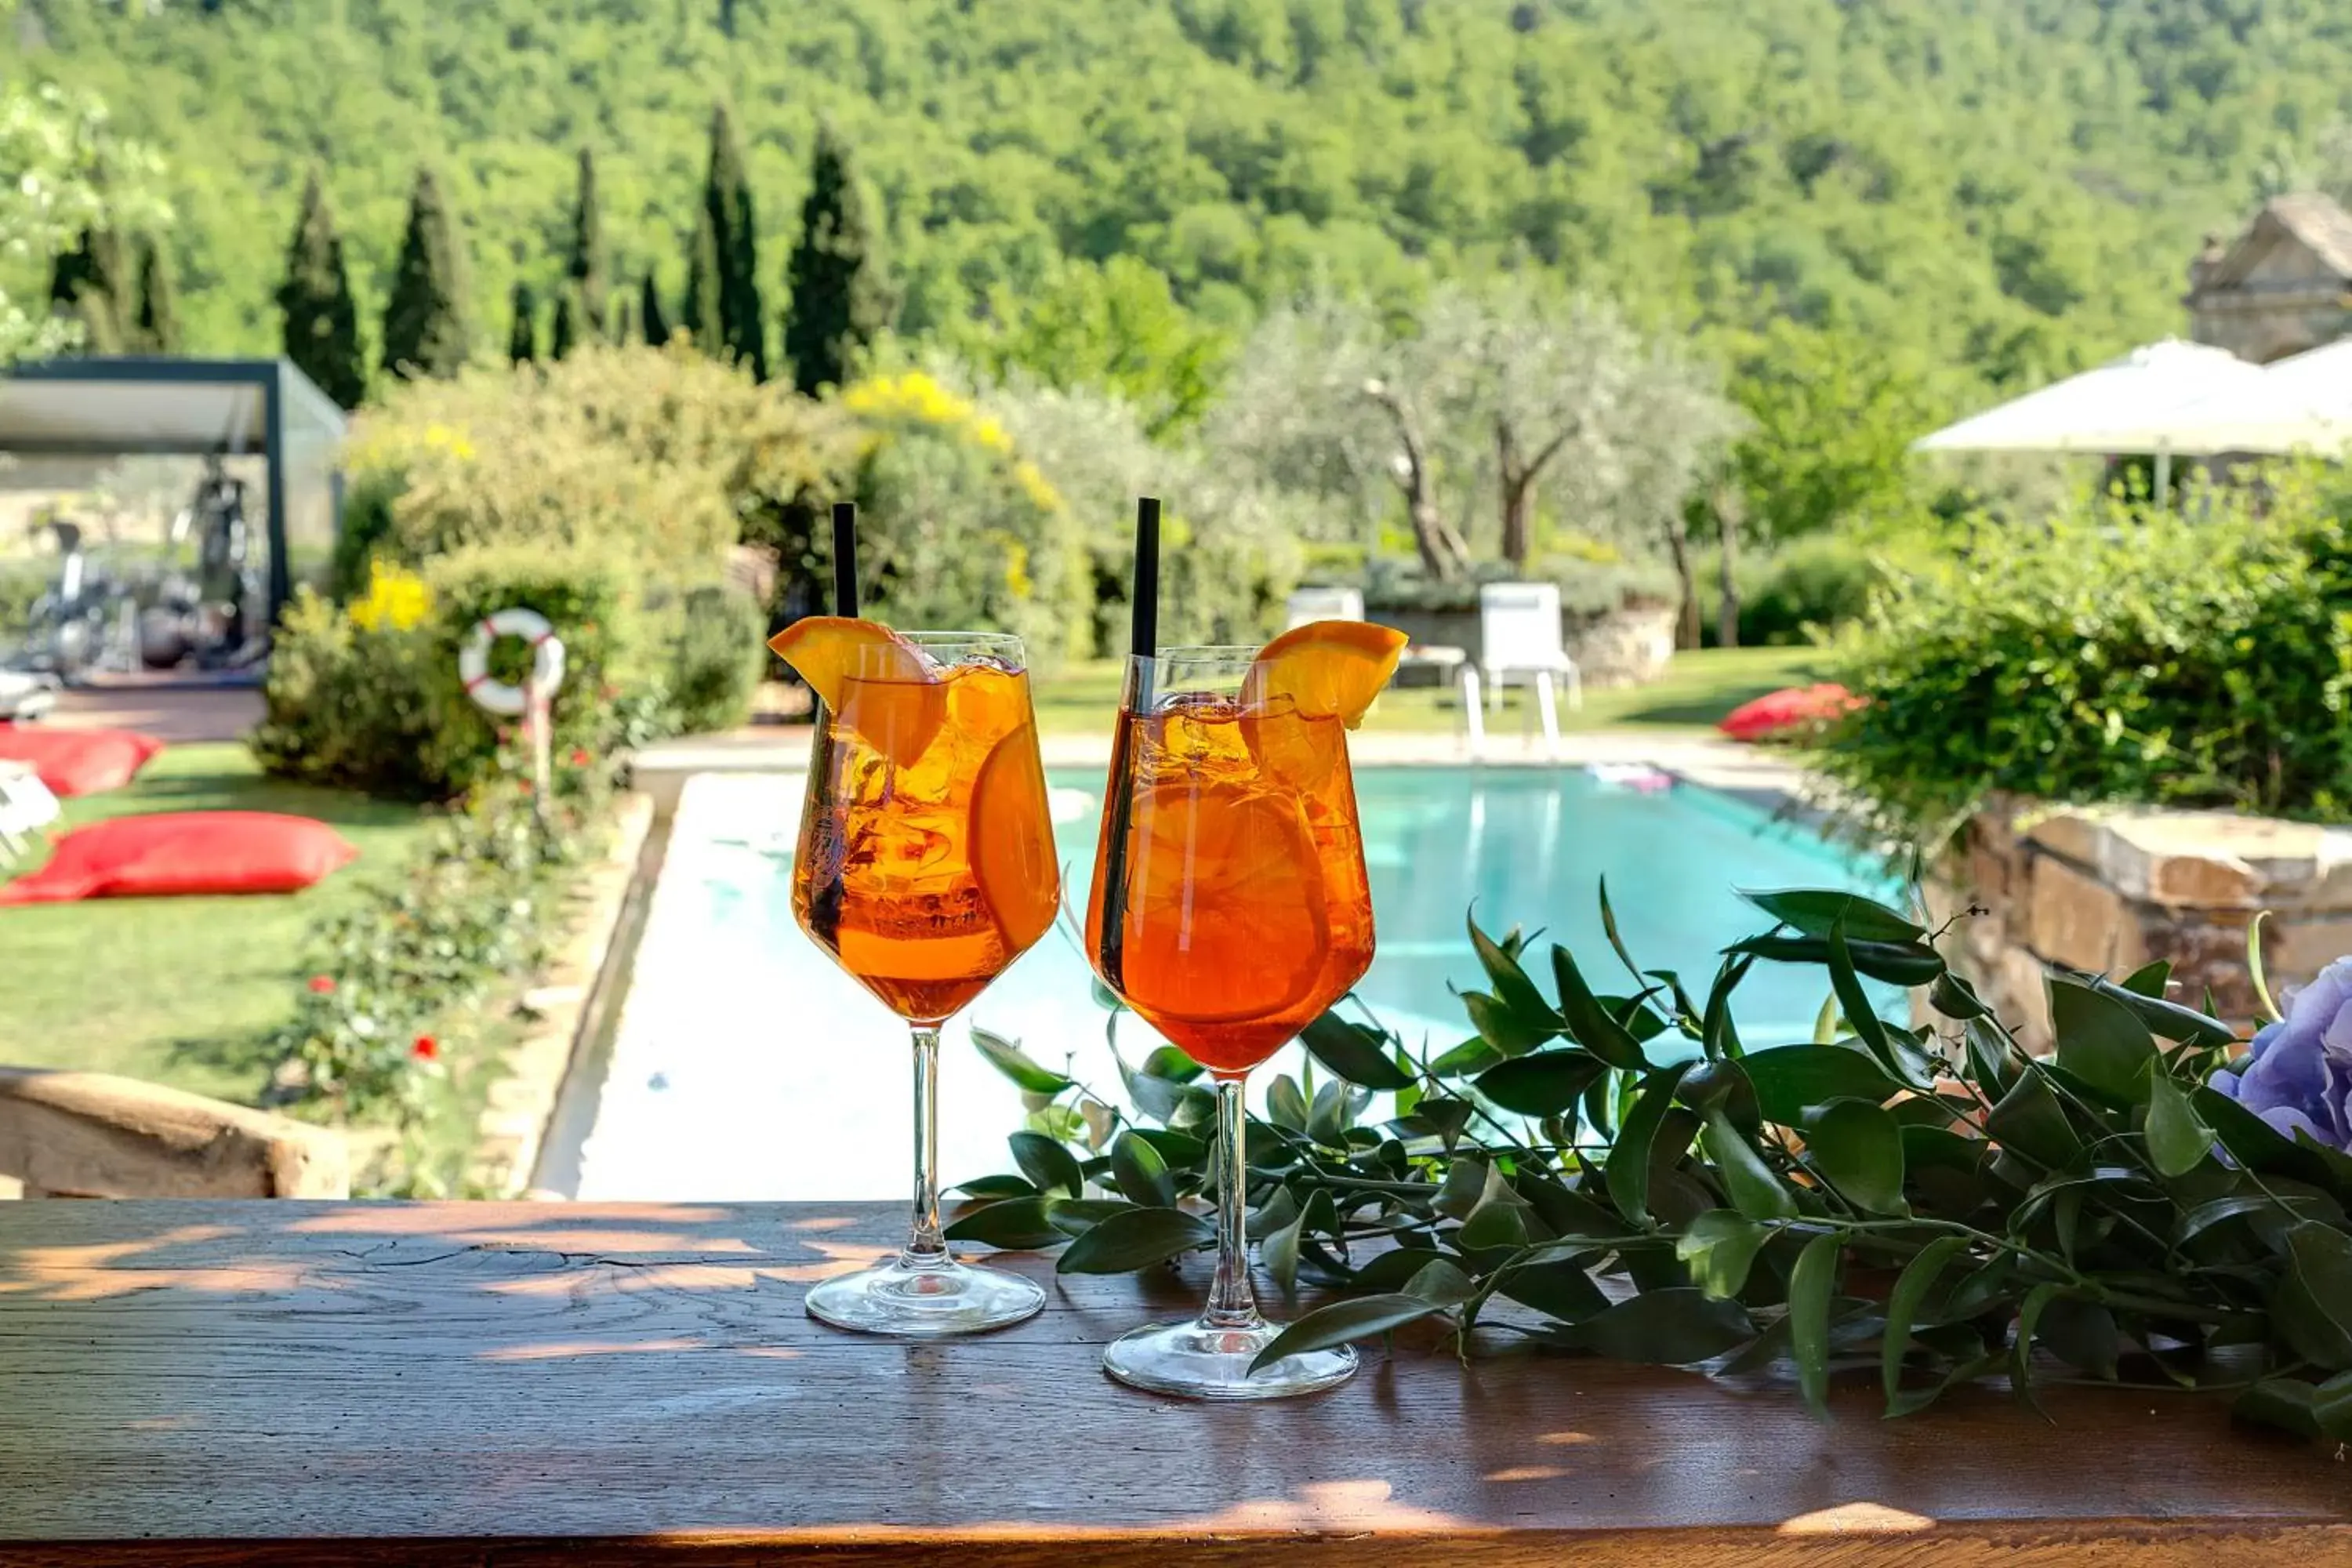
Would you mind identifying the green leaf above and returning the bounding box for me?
[2036,1297,2119,1381]
[1463,990,1555,1057]
[2175,1188,2345,1244]
[1928,971,1991,1020]
[1803,1100,1908,1215]
[1880,1235,1968,1415]
[1244,1294,1446,1370]
[1730,934,1945,986]
[1984,1069,2082,1171]
[1545,1288,1756,1364]
[1265,1074,1309,1134]
[1116,1044,1214,1127]
[1473,1048,1607,1116]
[1741,888,1925,943]
[2118,960,2171,999]
[1679,1058,1760,1134]
[1141,1044,1204,1082]
[1300,1011,1414,1090]
[1307,1079,1372,1145]
[2009,1283,2062,1412]
[1108,1130,1177,1208]
[1261,1188,1335,1298]
[1606,1062,1693,1225]
[2049,979,2158,1103]
[942,1196,1065,1250]
[1675,1209,1769,1301]
[1008,1129,1085,1199]
[2275,1222,2352,1370]
[952,1173,1036,1200]
[1399,1095,1474,1149]
[1047,1197,1137,1236]
[1427,1036,1504,1076]
[1739,1044,1901,1127]
[1826,921,1912,1086]
[1598,875,1646,984]
[1964,1018,2022,1095]
[1457,1161,1534,1250]
[1054,1206,1214,1274]
[973,1028,1074,1094]
[1496,1258,1611,1322]
[1550,943,1649,1070]
[1700,954,1751,1061]
[1705,1109,1797,1221]
[1433,1153,1490,1220]
[1788,1232,1840,1417]
[1470,909,1566,1033]
[1127,1127,1206,1169]
[2142,1065,2216,1178]
[2234,1377,2322,1439]
[2194,1086,2344,1191]
[1348,1247,1450,1290]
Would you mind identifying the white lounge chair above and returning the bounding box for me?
[0,670,55,723]
[0,760,59,867]
[1283,586,1366,629]
[1462,583,1581,758]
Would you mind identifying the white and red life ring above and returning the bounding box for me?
[459,608,563,717]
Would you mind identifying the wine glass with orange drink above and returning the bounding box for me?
[768,616,1061,1334]
[1085,619,1407,1397]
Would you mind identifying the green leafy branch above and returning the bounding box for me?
[958,881,2352,1441]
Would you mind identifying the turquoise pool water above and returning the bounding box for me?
[569,765,1900,1200]
[1042,764,1896,1048]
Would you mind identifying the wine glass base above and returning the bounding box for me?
[804,1256,1045,1337]
[1101,1319,1359,1400]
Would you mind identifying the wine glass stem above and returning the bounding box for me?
[1202,1076,1264,1331]
[902,1025,948,1270]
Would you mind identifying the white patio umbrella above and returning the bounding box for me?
[2160,336,2352,457]
[1912,339,2268,500]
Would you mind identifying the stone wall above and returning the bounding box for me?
[1930,799,2352,1049]
[1370,602,1681,688]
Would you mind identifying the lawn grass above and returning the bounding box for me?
[0,745,436,1103]
[1026,644,1828,735]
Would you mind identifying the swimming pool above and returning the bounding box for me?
[565,766,1899,1200]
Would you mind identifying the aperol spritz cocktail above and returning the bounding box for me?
[770,619,1058,1335]
[1084,621,1405,1398]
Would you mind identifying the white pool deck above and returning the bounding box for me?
[561,729,1818,1202]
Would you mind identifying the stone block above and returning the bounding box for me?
[2026,854,2144,974]
[1994,946,2053,1054]
[2268,918,2352,991]
[2021,809,2114,872]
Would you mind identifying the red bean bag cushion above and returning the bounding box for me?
[1718,683,1864,743]
[0,811,358,906]
[0,724,166,797]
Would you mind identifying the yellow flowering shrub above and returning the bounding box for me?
[347,561,431,633]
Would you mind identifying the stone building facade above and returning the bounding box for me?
[2184,191,2352,364]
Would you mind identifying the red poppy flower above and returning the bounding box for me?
[308,975,336,995]
[569,748,591,768]
[518,779,535,795]
[412,1036,439,1062]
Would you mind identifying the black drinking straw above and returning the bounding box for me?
[832,501,859,617]
[1130,495,1160,657]
[1100,496,1160,990]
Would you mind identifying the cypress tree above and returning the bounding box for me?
[641,271,673,346]
[783,122,891,394]
[47,227,131,354]
[613,285,639,345]
[550,289,579,360]
[132,237,182,354]
[275,170,368,409]
[564,147,608,338]
[380,166,470,380]
[702,105,766,378]
[682,202,718,347]
[507,281,539,365]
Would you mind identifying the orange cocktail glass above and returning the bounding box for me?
[774,621,1059,1335]
[1084,625,1400,1398]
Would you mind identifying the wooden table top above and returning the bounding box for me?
[0,1201,2346,1566]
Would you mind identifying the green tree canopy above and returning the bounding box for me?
[700,105,766,379]
[565,147,608,338]
[506,279,538,365]
[640,271,672,346]
[275,169,368,408]
[782,122,891,395]
[131,234,180,353]
[380,165,470,380]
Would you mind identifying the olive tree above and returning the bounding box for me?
[2,85,164,365]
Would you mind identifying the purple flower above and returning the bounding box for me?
[2210,958,2352,1151]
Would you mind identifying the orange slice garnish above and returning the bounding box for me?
[1242,619,1407,728]
[970,720,1059,956]
[767,616,944,769]
[1119,778,1328,1025]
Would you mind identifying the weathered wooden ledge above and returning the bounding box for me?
[0,1201,2343,1565]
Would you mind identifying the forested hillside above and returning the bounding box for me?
[8,0,2352,400]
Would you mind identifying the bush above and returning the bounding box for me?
[1696,532,1890,647]
[1824,477,2352,843]
[255,546,660,800]
[651,582,767,733]
[1361,554,1679,622]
